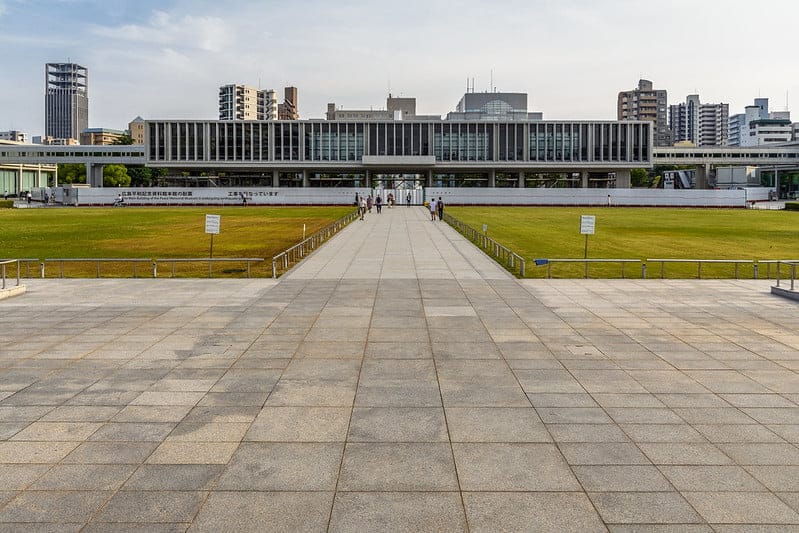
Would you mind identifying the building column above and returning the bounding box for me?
[518,171,525,188]
[85,163,105,187]
[272,170,279,187]
[581,171,589,188]
[695,164,710,189]
[488,169,496,187]
[615,169,631,188]
[365,169,371,188]
[17,165,23,195]
[302,169,310,187]
[426,169,434,187]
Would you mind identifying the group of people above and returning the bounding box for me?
[356,191,444,221]
[429,197,445,221]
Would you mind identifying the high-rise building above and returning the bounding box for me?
[218,84,278,120]
[618,79,670,146]
[728,98,792,146]
[669,95,729,146]
[278,86,299,120]
[45,63,88,142]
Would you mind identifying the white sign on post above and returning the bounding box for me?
[205,214,221,235]
[580,215,595,235]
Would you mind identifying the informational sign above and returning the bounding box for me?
[482,224,488,234]
[580,215,595,235]
[205,214,221,235]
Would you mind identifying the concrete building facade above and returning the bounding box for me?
[669,95,728,146]
[144,118,652,188]
[278,86,299,120]
[218,84,278,121]
[128,117,145,145]
[447,91,543,121]
[80,128,127,146]
[45,62,88,142]
[618,79,671,146]
[326,95,438,121]
[729,98,793,146]
[0,131,28,143]
[0,140,57,196]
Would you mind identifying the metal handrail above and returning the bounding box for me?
[42,258,152,279]
[541,258,642,279]
[272,209,359,278]
[442,213,526,277]
[774,260,799,291]
[646,259,754,279]
[0,259,21,289]
[757,260,799,280]
[152,258,265,278]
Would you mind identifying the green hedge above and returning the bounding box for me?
[785,202,799,211]
[0,200,13,209]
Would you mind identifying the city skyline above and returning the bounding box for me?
[0,0,797,137]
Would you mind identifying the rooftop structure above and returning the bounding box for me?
[45,62,88,142]
[447,91,543,121]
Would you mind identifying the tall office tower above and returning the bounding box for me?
[617,79,670,146]
[669,95,729,146]
[218,84,278,120]
[278,86,299,120]
[45,63,88,141]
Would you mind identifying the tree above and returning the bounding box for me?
[103,165,131,187]
[631,168,651,187]
[57,164,86,184]
[112,134,135,145]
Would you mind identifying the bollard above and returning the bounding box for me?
[40,262,45,278]
[642,263,647,279]
[152,262,157,278]
[1,264,5,289]
[753,263,759,279]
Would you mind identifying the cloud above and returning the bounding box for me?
[89,10,232,52]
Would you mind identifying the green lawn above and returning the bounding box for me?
[0,206,354,277]
[447,207,799,279]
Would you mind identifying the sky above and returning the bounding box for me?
[1,0,798,137]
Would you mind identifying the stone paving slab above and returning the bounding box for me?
[1,207,799,530]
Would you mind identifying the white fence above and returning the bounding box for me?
[426,188,751,207]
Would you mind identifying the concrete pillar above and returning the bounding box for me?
[581,171,589,188]
[272,170,279,187]
[695,164,710,189]
[488,169,496,188]
[426,169,433,187]
[302,169,310,187]
[615,169,631,188]
[85,163,105,187]
[518,171,525,188]
[365,169,371,188]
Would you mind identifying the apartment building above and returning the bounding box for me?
[669,95,729,146]
[618,79,670,146]
[218,84,278,120]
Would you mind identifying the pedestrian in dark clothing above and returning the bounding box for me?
[437,197,444,221]
[376,195,383,213]
[367,195,373,213]
[406,193,411,207]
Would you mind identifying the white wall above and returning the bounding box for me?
[56,187,370,206]
[426,188,747,207]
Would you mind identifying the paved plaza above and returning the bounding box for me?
[2,207,799,531]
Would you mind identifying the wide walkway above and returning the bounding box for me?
[1,207,799,531]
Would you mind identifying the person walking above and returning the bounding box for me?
[26,191,31,204]
[387,192,394,208]
[359,196,367,220]
[406,192,411,207]
[429,198,437,221]
[437,196,444,221]
[367,195,373,213]
[375,195,383,214]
